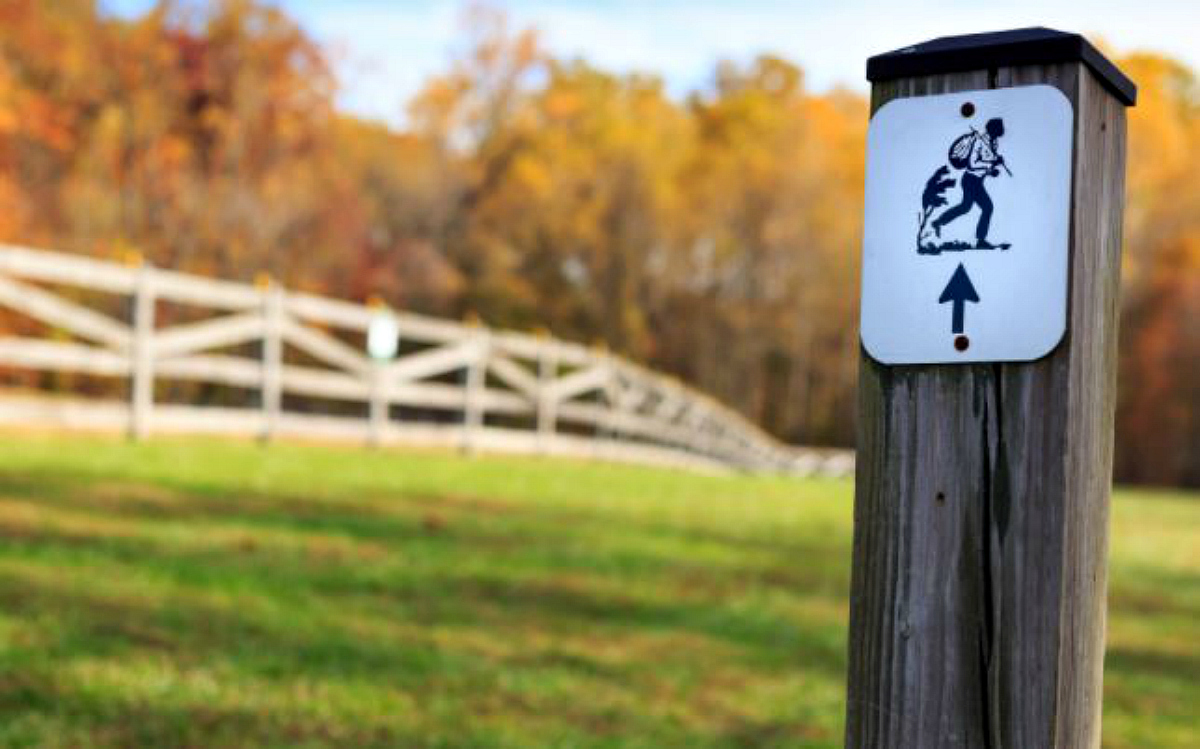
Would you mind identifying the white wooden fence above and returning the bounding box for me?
[0,243,853,476]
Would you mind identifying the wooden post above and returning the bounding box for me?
[591,342,613,446]
[260,277,284,442]
[535,334,558,454]
[600,351,621,449]
[129,260,155,440]
[368,362,387,447]
[366,300,399,448]
[462,328,487,453]
[846,30,1135,748]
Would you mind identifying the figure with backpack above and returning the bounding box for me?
[930,118,1010,248]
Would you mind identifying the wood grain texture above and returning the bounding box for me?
[846,62,1127,748]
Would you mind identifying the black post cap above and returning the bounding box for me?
[867,27,1136,106]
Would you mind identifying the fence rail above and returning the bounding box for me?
[0,243,853,476]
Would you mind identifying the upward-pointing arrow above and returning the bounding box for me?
[938,263,980,335]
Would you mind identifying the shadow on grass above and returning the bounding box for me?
[1,461,1194,748]
[0,465,853,747]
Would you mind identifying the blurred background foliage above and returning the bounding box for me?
[0,0,1194,485]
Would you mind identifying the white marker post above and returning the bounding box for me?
[367,307,400,446]
[846,29,1135,748]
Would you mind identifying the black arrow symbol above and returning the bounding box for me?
[938,263,980,335]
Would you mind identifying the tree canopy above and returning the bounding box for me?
[0,1,1195,485]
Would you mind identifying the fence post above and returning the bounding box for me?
[368,363,387,447]
[129,259,155,440]
[462,324,487,454]
[366,302,398,448]
[698,416,717,462]
[594,343,619,453]
[535,331,558,454]
[259,276,284,442]
[845,30,1134,748]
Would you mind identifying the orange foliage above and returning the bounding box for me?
[0,2,1194,484]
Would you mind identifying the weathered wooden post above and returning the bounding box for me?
[847,29,1135,748]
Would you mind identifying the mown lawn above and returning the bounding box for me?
[0,434,1195,748]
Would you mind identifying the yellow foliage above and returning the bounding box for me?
[0,2,1193,482]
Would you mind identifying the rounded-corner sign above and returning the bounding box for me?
[859,85,1073,364]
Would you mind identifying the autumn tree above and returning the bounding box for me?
[667,57,866,444]
[0,2,1195,484]
[1115,54,1200,486]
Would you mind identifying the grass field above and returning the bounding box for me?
[0,434,1195,748]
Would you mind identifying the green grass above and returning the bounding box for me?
[0,434,1195,748]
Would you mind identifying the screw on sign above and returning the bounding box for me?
[848,28,1135,749]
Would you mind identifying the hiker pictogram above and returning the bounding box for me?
[917,118,1013,254]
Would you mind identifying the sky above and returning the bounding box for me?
[103,0,1200,128]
